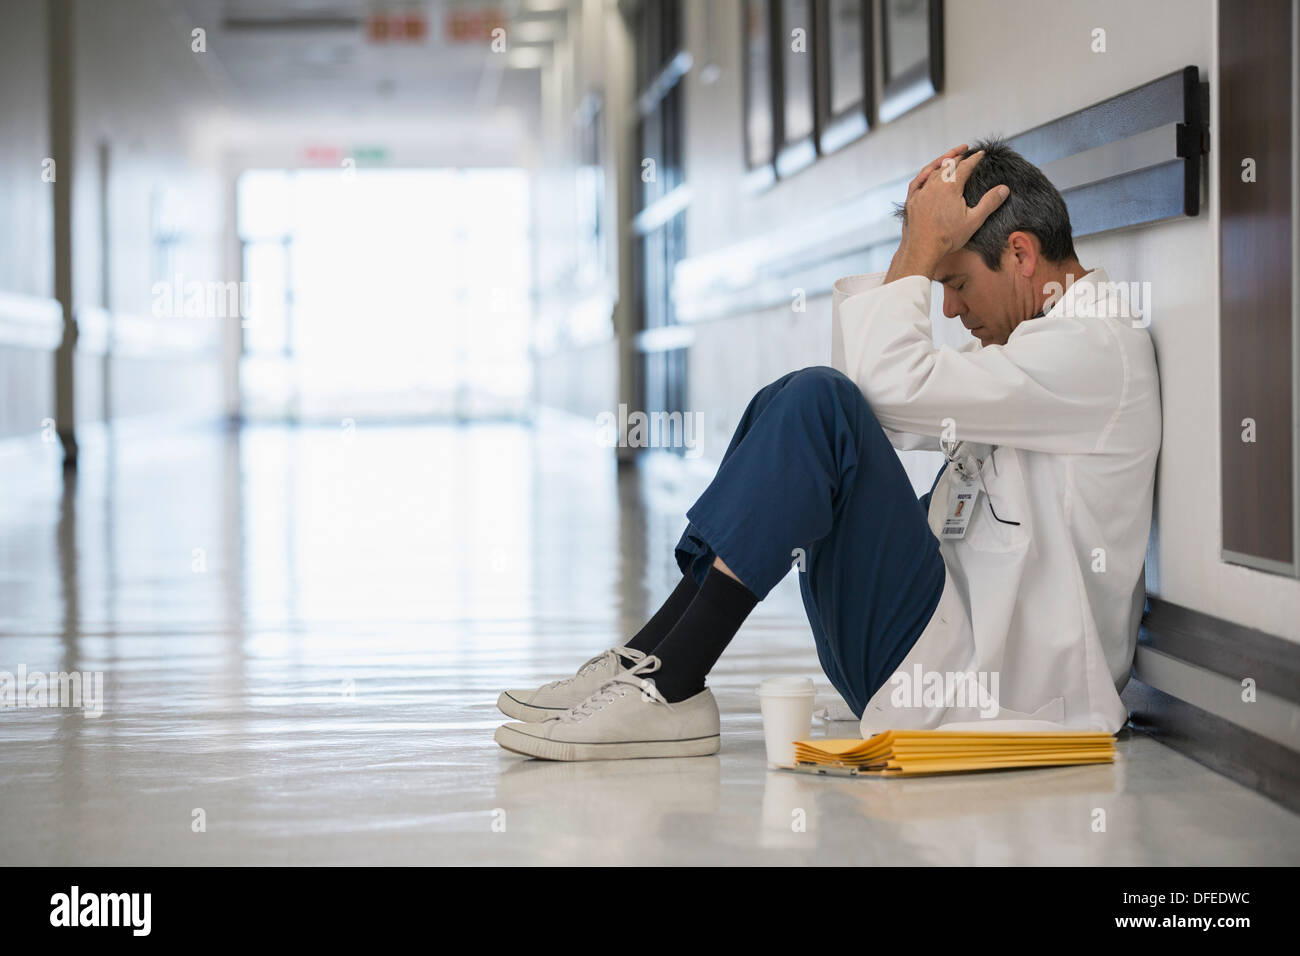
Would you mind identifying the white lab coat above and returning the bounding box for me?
[830,267,1160,735]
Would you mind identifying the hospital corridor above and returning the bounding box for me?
[5,416,1300,866]
[2,0,1300,894]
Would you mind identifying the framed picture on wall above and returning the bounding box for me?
[775,0,818,177]
[878,0,943,123]
[816,0,873,154]
[742,0,778,189]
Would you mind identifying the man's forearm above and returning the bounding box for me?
[884,242,944,284]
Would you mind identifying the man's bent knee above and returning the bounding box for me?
[782,366,868,412]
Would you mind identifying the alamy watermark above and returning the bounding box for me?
[50,886,150,936]
[888,664,1001,719]
[595,404,704,458]
[1,666,104,717]
[151,273,258,324]
[1043,275,1152,328]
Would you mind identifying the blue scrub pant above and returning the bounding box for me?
[674,366,946,717]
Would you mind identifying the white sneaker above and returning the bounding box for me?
[494,656,721,761]
[497,646,646,721]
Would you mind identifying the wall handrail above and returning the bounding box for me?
[673,66,1209,325]
[0,291,63,351]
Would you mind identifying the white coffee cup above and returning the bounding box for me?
[757,676,815,768]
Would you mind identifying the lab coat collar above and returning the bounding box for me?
[1039,266,1108,323]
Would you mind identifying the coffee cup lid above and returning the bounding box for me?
[757,676,815,697]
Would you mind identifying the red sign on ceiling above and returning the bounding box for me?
[444,6,507,44]
[366,11,429,43]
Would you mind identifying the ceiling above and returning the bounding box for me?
[173,0,560,124]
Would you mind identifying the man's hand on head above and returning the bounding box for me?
[885,145,1010,283]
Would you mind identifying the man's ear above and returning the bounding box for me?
[1006,231,1039,278]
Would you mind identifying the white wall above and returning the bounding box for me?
[532,0,628,422]
[0,0,53,300]
[70,0,228,428]
[0,0,56,442]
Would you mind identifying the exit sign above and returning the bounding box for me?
[366,10,428,42]
[444,5,506,43]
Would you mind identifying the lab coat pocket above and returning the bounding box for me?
[961,501,1030,555]
[961,453,1033,555]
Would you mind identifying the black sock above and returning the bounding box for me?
[642,566,759,703]
[623,573,700,655]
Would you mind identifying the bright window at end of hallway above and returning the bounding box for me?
[236,166,532,422]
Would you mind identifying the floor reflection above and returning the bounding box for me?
[0,420,1296,864]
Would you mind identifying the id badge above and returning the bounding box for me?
[940,472,980,540]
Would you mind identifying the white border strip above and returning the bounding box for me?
[0,291,62,350]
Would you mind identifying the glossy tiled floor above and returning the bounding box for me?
[1,418,1297,865]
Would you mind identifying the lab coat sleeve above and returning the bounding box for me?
[883,427,942,451]
[832,273,941,452]
[837,272,1126,454]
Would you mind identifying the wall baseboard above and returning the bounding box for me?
[1141,596,1300,705]
[1126,597,1300,814]
[1124,677,1300,814]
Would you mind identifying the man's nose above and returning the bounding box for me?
[942,287,964,319]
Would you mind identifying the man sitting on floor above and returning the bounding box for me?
[495,139,1161,761]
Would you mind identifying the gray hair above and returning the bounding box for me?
[896,138,1078,270]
